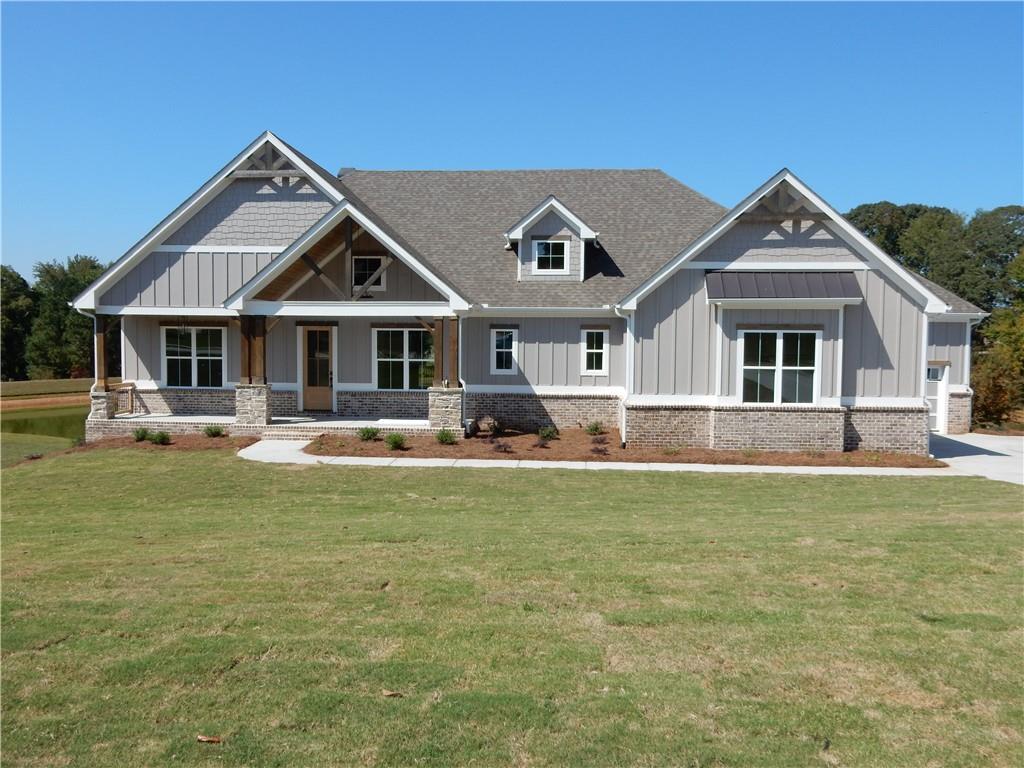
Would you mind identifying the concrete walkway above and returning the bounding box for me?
[929,433,1023,485]
[236,439,1001,480]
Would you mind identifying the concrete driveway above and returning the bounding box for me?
[930,433,1024,485]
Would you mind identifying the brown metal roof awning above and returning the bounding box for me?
[705,271,862,304]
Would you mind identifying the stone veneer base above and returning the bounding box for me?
[465,392,620,431]
[625,404,930,456]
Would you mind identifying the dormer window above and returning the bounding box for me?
[533,240,569,274]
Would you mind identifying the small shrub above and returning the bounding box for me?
[585,421,604,436]
[741,448,758,460]
[591,434,608,446]
[537,425,559,440]
[132,427,150,442]
[357,427,381,442]
[203,425,226,438]
[385,432,406,451]
[533,437,550,449]
[492,440,513,454]
[148,431,171,446]
[435,428,457,445]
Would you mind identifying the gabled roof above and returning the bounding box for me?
[620,169,952,313]
[72,131,344,311]
[503,195,599,246]
[335,169,726,307]
[912,272,985,315]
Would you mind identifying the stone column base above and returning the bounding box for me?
[428,387,463,431]
[236,384,272,425]
[88,390,118,420]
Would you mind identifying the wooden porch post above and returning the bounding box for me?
[239,316,252,385]
[432,318,444,387]
[447,318,459,387]
[251,316,267,385]
[94,315,109,391]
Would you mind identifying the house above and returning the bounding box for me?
[74,132,986,454]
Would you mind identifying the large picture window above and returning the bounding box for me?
[740,330,819,404]
[164,327,224,388]
[374,328,433,390]
[532,240,568,274]
[490,328,518,375]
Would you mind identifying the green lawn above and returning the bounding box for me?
[0,432,73,467]
[2,448,1021,767]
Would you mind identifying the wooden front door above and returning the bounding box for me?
[303,326,333,411]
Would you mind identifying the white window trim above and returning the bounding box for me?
[352,255,388,293]
[737,329,823,405]
[371,327,434,390]
[531,240,571,275]
[160,326,228,389]
[580,328,610,377]
[490,327,519,375]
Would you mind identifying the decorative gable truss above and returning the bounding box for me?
[73,131,344,313]
[620,170,951,314]
[504,196,599,282]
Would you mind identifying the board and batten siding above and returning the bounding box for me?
[100,250,277,307]
[121,316,241,385]
[518,211,583,282]
[163,179,333,248]
[632,268,716,396]
[691,221,869,265]
[843,270,924,398]
[461,317,625,388]
[720,309,839,399]
[928,321,969,386]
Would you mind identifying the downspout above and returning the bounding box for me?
[613,305,631,448]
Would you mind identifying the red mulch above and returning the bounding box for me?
[30,434,260,464]
[304,428,945,468]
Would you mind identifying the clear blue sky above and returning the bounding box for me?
[2,1,1021,279]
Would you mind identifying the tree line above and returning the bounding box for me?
[1,204,1021,423]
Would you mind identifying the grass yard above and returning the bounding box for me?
[0,432,74,468]
[0,378,108,399]
[2,448,1021,767]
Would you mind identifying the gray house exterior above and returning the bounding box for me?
[75,132,985,454]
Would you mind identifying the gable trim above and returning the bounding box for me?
[503,195,598,247]
[618,169,948,313]
[224,201,469,311]
[72,131,343,311]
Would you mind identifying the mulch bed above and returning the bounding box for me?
[304,428,946,468]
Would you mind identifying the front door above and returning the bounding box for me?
[303,326,333,411]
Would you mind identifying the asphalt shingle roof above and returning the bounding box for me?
[333,169,727,307]
[911,272,985,314]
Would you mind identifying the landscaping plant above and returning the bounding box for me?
[357,427,381,442]
[147,431,171,446]
[132,427,150,442]
[585,421,603,435]
[435,429,457,445]
[202,425,226,438]
[385,432,406,451]
[537,425,558,440]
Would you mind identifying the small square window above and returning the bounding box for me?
[353,256,386,291]
[533,240,568,273]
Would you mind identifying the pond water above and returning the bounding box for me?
[1,406,90,442]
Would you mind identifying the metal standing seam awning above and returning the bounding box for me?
[705,271,862,305]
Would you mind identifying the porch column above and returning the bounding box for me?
[89,315,117,420]
[235,315,271,426]
[429,317,462,431]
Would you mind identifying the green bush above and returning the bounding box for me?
[385,433,406,451]
[435,428,457,445]
[585,421,603,436]
[202,425,226,438]
[357,427,381,442]
[537,425,559,440]
[148,431,171,446]
[132,427,150,442]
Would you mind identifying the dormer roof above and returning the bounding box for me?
[503,195,599,247]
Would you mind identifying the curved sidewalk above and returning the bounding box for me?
[237,439,987,480]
